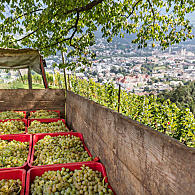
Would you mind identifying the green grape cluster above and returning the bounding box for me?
[0,179,22,194]
[29,110,59,119]
[0,111,24,119]
[0,139,29,168]
[33,135,92,166]
[0,120,25,135]
[30,165,113,195]
[28,120,69,134]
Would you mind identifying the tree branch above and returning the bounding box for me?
[128,0,142,17]
[15,28,39,42]
[41,12,80,49]
[70,34,86,52]
[14,12,54,42]
[13,8,44,22]
[53,0,104,19]
[13,0,103,43]
[147,0,155,27]
[65,0,104,14]
[69,12,80,45]
[121,0,142,18]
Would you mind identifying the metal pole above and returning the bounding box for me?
[28,66,32,89]
[118,84,121,112]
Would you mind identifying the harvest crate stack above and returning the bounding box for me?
[0,110,115,194]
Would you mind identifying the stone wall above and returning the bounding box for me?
[66,91,195,195]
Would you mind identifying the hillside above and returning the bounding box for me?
[158,81,195,115]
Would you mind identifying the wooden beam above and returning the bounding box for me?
[61,51,68,91]
[28,66,32,89]
[40,56,48,88]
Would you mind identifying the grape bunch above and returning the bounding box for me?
[0,111,24,119]
[29,110,59,119]
[0,139,29,168]
[33,135,92,166]
[0,179,22,194]
[28,120,69,134]
[0,120,25,134]
[30,165,113,195]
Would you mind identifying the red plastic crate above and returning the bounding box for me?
[0,119,28,134]
[28,110,60,119]
[0,111,26,119]
[28,119,66,126]
[0,169,26,195]
[0,134,32,171]
[27,119,70,134]
[26,162,115,195]
[29,132,96,168]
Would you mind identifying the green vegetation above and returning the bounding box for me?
[0,72,64,89]
[141,63,167,75]
[0,82,43,89]
[68,76,195,147]
[153,66,166,70]
[0,73,45,89]
[141,63,156,74]
[158,81,195,115]
[0,0,194,69]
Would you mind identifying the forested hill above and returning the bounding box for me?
[158,81,195,115]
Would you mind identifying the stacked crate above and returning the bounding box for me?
[0,110,115,194]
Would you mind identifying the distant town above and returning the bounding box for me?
[0,37,195,95]
[46,36,195,95]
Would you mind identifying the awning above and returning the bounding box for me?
[0,48,42,74]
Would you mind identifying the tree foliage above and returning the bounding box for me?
[158,81,195,115]
[0,0,194,69]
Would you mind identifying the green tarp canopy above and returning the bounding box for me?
[0,48,48,88]
[0,48,41,74]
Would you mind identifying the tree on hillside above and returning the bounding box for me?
[0,0,194,69]
[158,81,195,115]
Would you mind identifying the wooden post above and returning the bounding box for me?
[61,51,67,122]
[61,51,68,91]
[18,70,24,84]
[40,56,48,88]
[62,69,66,90]
[68,74,70,90]
[118,84,121,113]
[28,66,32,89]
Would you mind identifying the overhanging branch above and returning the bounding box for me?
[41,12,80,49]
[13,8,44,22]
[147,0,156,27]
[12,0,103,43]
[15,28,39,42]
[63,0,104,15]
[121,0,142,18]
